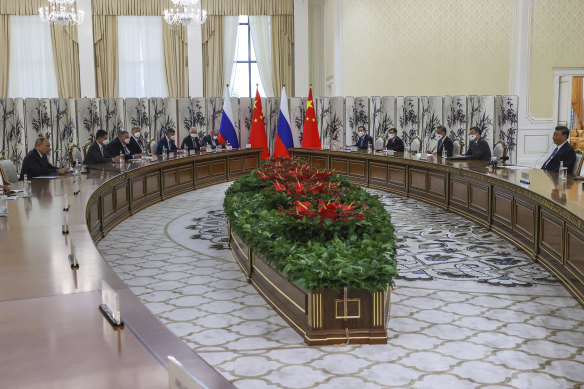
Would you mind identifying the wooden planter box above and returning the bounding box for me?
[228,223,391,345]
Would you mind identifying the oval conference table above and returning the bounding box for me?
[1,147,583,387]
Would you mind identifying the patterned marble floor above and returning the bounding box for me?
[97,182,584,388]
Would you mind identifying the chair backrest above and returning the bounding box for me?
[453,138,461,155]
[573,150,584,176]
[150,139,157,155]
[82,140,92,157]
[493,139,508,159]
[410,136,422,153]
[0,158,19,184]
[69,144,83,165]
[374,136,385,150]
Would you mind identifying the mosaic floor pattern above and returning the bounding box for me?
[97,182,584,388]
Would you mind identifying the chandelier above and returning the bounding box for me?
[164,0,207,28]
[39,0,84,26]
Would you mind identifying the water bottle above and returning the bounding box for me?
[23,174,30,198]
[442,147,447,160]
[367,143,372,154]
[0,187,8,217]
[74,159,80,176]
[162,146,168,160]
[559,161,567,180]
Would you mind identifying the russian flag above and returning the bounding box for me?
[218,85,239,148]
[274,86,293,158]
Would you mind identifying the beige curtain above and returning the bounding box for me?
[0,16,8,97]
[162,22,189,97]
[93,15,118,98]
[50,25,81,97]
[202,16,224,98]
[0,0,44,15]
[91,0,167,16]
[271,15,294,96]
[572,76,583,130]
[202,0,293,16]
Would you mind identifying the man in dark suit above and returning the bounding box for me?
[355,126,373,149]
[201,131,224,150]
[156,128,181,156]
[83,129,121,165]
[434,125,454,157]
[107,130,142,160]
[386,128,405,152]
[541,126,577,173]
[181,127,202,152]
[19,137,70,180]
[127,127,145,156]
[457,126,491,161]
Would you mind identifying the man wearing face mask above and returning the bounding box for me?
[156,128,181,156]
[107,130,142,160]
[434,125,453,157]
[201,131,224,150]
[355,126,373,149]
[127,126,145,155]
[456,126,491,161]
[83,129,121,165]
[181,127,202,151]
[385,128,405,152]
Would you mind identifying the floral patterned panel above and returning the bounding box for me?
[328,97,345,150]
[150,98,176,141]
[0,98,25,171]
[315,97,330,148]
[468,95,495,151]
[206,98,223,136]
[443,95,468,148]
[115,99,125,134]
[378,96,396,145]
[420,96,443,153]
[24,98,41,153]
[369,96,382,140]
[397,96,420,148]
[265,98,280,156]
[190,98,207,141]
[238,97,253,147]
[100,98,122,141]
[289,97,305,148]
[76,98,99,150]
[346,97,369,146]
[50,98,75,167]
[495,95,519,164]
[344,97,355,147]
[177,98,192,145]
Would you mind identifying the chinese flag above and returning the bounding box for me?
[249,89,269,159]
[301,87,321,149]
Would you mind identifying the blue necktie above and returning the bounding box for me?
[438,139,443,152]
[360,137,364,147]
[542,147,559,169]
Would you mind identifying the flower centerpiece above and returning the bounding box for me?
[224,157,397,345]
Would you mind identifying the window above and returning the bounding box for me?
[118,16,168,98]
[230,16,266,98]
[8,16,58,98]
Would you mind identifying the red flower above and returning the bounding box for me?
[274,181,286,191]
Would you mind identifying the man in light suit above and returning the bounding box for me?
[201,131,224,150]
[434,125,454,157]
[181,127,202,152]
[83,130,121,165]
[541,126,577,173]
[456,126,491,161]
[355,126,373,149]
[107,130,142,160]
[386,128,405,152]
[156,128,181,156]
[19,137,70,180]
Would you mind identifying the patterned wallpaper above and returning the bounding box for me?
[341,0,512,97]
[530,0,584,118]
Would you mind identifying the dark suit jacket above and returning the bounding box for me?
[127,136,143,155]
[386,136,405,152]
[181,135,201,151]
[156,136,179,155]
[106,138,134,160]
[462,137,492,161]
[201,135,224,149]
[83,141,114,165]
[541,142,577,173]
[355,134,374,149]
[437,136,454,157]
[19,150,59,180]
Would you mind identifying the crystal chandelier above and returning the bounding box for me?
[164,0,207,28]
[39,0,84,26]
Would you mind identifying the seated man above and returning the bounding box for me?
[181,127,202,151]
[386,128,404,152]
[455,126,491,161]
[541,126,577,172]
[201,131,224,150]
[19,137,70,180]
[107,130,142,160]
[127,127,146,156]
[156,128,180,156]
[434,125,454,157]
[355,126,373,149]
[83,129,121,165]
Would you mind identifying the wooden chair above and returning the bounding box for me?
[0,156,19,184]
[69,144,83,165]
[493,139,508,159]
[573,149,584,176]
[410,136,422,153]
[149,139,157,155]
[453,137,464,155]
[82,140,92,158]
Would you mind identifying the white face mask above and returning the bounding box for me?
[170,135,176,141]
[190,133,197,138]
[435,134,442,141]
[358,131,364,137]
[133,131,141,138]
[101,138,110,146]
[469,134,476,141]
[213,136,218,140]
[124,137,131,144]
[388,133,395,140]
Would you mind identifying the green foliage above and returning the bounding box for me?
[224,160,397,292]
